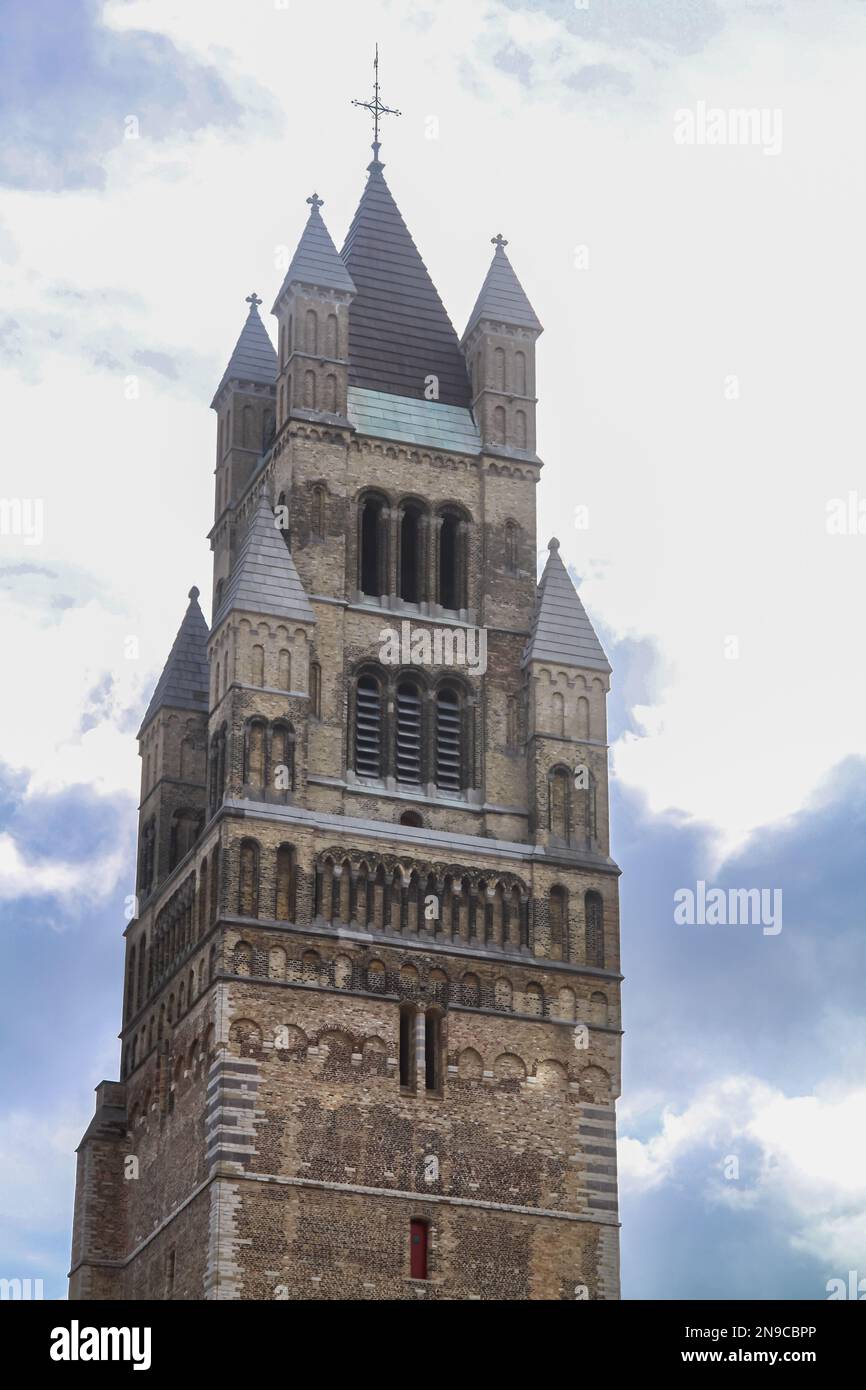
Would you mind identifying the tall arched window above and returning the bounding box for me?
[245,718,266,788]
[312,484,325,540]
[515,409,528,449]
[493,346,506,390]
[359,494,386,597]
[504,520,518,573]
[251,645,265,687]
[270,721,294,793]
[438,512,461,610]
[304,370,316,410]
[549,766,570,840]
[549,885,567,960]
[395,680,423,785]
[399,504,423,603]
[242,404,253,446]
[304,309,318,354]
[435,686,462,792]
[493,405,506,445]
[355,675,382,779]
[198,859,208,936]
[309,660,321,718]
[238,840,260,918]
[275,844,295,922]
[209,846,220,925]
[514,350,527,395]
[585,890,604,968]
[325,313,338,357]
[278,649,291,691]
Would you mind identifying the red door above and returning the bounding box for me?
[410,1220,428,1279]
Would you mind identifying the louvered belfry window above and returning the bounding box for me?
[396,682,422,785]
[435,687,461,792]
[355,675,382,778]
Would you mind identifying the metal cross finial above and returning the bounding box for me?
[492,233,509,250]
[307,192,324,213]
[351,43,401,164]
[245,292,263,310]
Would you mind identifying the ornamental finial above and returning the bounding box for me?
[351,43,401,166]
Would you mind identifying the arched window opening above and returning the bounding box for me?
[278,649,291,691]
[425,1011,441,1092]
[396,681,423,785]
[400,810,423,828]
[355,675,382,779]
[251,645,265,687]
[245,719,266,788]
[399,505,422,603]
[360,495,384,598]
[493,405,506,446]
[399,1003,415,1090]
[304,309,318,355]
[515,350,527,395]
[549,766,570,840]
[270,721,294,793]
[275,844,295,922]
[209,846,220,926]
[312,484,325,540]
[238,840,259,919]
[585,891,604,968]
[505,521,518,573]
[242,404,253,447]
[493,346,506,390]
[309,661,321,718]
[549,885,567,960]
[515,409,528,449]
[438,512,461,611]
[435,687,462,793]
[325,314,338,357]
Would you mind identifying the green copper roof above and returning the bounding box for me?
[347,386,481,454]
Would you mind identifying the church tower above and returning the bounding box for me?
[70,123,622,1301]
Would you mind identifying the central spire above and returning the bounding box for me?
[351,43,402,167]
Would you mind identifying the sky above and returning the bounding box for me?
[0,0,864,1300]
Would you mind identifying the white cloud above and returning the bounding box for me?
[620,1076,866,1272]
[0,831,125,905]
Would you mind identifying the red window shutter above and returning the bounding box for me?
[410,1220,428,1280]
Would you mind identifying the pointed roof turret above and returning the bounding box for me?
[139,587,210,736]
[523,539,610,672]
[462,234,543,342]
[212,494,315,631]
[340,163,472,407]
[211,293,277,406]
[271,193,356,312]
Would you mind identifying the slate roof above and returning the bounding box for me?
[271,199,356,311]
[212,494,316,630]
[523,539,611,672]
[463,239,542,342]
[347,386,481,454]
[139,587,210,737]
[340,161,472,408]
[211,298,277,406]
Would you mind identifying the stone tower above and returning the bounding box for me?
[69,148,622,1302]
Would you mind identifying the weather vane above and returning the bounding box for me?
[352,43,402,164]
